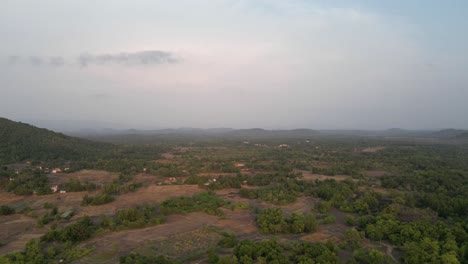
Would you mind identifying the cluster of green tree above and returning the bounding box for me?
[0,239,92,264]
[120,253,175,264]
[3,169,51,195]
[306,179,384,215]
[160,192,225,216]
[42,216,96,243]
[307,179,356,202]
[183,175,211,185]
[0,205,15,215]
[185,172,302,191]
[239,183,302,205]
[245,157,295,173]
[208,162,240,173]
[351,248,394,264]
[316,200,332,214]
[227,239,339,263]
[374,144,468,172]
[346,203,468,263]
[81,194,115,206]
[256,208,317,234]
[381,169,468,217]
[154,164,185,177]
[216,231,239,248]
[105,205,166,229]
[118,237,340,264]
[310,165,358,176]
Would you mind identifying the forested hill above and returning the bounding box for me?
[0,118,112,164]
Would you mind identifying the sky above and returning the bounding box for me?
[1,0,468,130]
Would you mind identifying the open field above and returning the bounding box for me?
[75,212,220,263]
[0,184,204,253]
[48,170,119,186]
[298,170,355,182]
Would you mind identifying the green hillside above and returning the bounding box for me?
[0,118,112,164]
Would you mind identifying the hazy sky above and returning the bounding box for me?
[1,0,468,130]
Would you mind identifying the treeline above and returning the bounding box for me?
[119,239,340,264]
[160,192,225,216]
[239,184,300,205]
[81,194,115,206]
[220,239,338,264]
[381,169,468,218]
[120,253,175,264]
[2,169,51,195]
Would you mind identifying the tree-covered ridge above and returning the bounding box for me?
[0,117,112,164]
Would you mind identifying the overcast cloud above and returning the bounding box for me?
[1,0,467,130]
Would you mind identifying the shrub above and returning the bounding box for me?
[0,205,15,215]
[81,194,115,206]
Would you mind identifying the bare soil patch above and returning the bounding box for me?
[211,208,257,235]
[199,172,236,177]
[132,173,160,185]
[76,185,203,218]
[361,146,386,153]
[279,196,315,215]
[0,214,47,254]
[0,184,205,254]
[301,232,338,243]
[75,212,220,263]
[0,191,25,205]
[301,224,348,244]
[300,171,354,182]
[362,170,390,177]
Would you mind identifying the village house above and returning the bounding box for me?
[50,185,58,193]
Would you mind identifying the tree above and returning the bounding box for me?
[289,212,306,233]
[402,238,441,264]
[256,208,287,234]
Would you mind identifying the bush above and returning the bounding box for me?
[81,194,115,206]
[120,252,175,264]
[257,208,317,234]
[0,205,15,215]
[316,201,332,214]
[321,215,336,224]
[160,192,225,216]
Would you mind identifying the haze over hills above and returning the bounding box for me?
[5,117,468,141]
[1,117,468,153]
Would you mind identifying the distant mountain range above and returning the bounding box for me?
[13,118,468,139]
[2,117,468,151]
